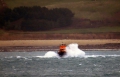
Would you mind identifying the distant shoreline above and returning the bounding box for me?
[0,39,120,52]
[0,39,120,46]
[0,47,120,52]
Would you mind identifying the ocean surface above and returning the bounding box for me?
[0,50,120,77]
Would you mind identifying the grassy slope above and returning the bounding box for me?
[3,0,120,34]
[5,0,120,20]
[1,26,120,34]
[37,26,120,34]
[47,26,120,34]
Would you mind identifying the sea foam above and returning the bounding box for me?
[43,43,85,58]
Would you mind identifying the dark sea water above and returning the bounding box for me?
[0,50,120,77]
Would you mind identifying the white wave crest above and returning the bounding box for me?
[43,43,85,58]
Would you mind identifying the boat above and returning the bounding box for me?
[57,44,66,57]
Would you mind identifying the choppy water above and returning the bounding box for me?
[0,50,120,77]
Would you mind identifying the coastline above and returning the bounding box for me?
[0,47,120,52]
[0,39,120,46]
[0,39,120,52]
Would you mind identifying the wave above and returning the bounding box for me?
[42,43,85,58]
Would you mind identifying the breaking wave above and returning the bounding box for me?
[43,43,85,58]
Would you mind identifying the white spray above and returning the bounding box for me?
[65,43,85,58]
[43,43,85,58]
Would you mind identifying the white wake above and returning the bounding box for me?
[40,43,85,58]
